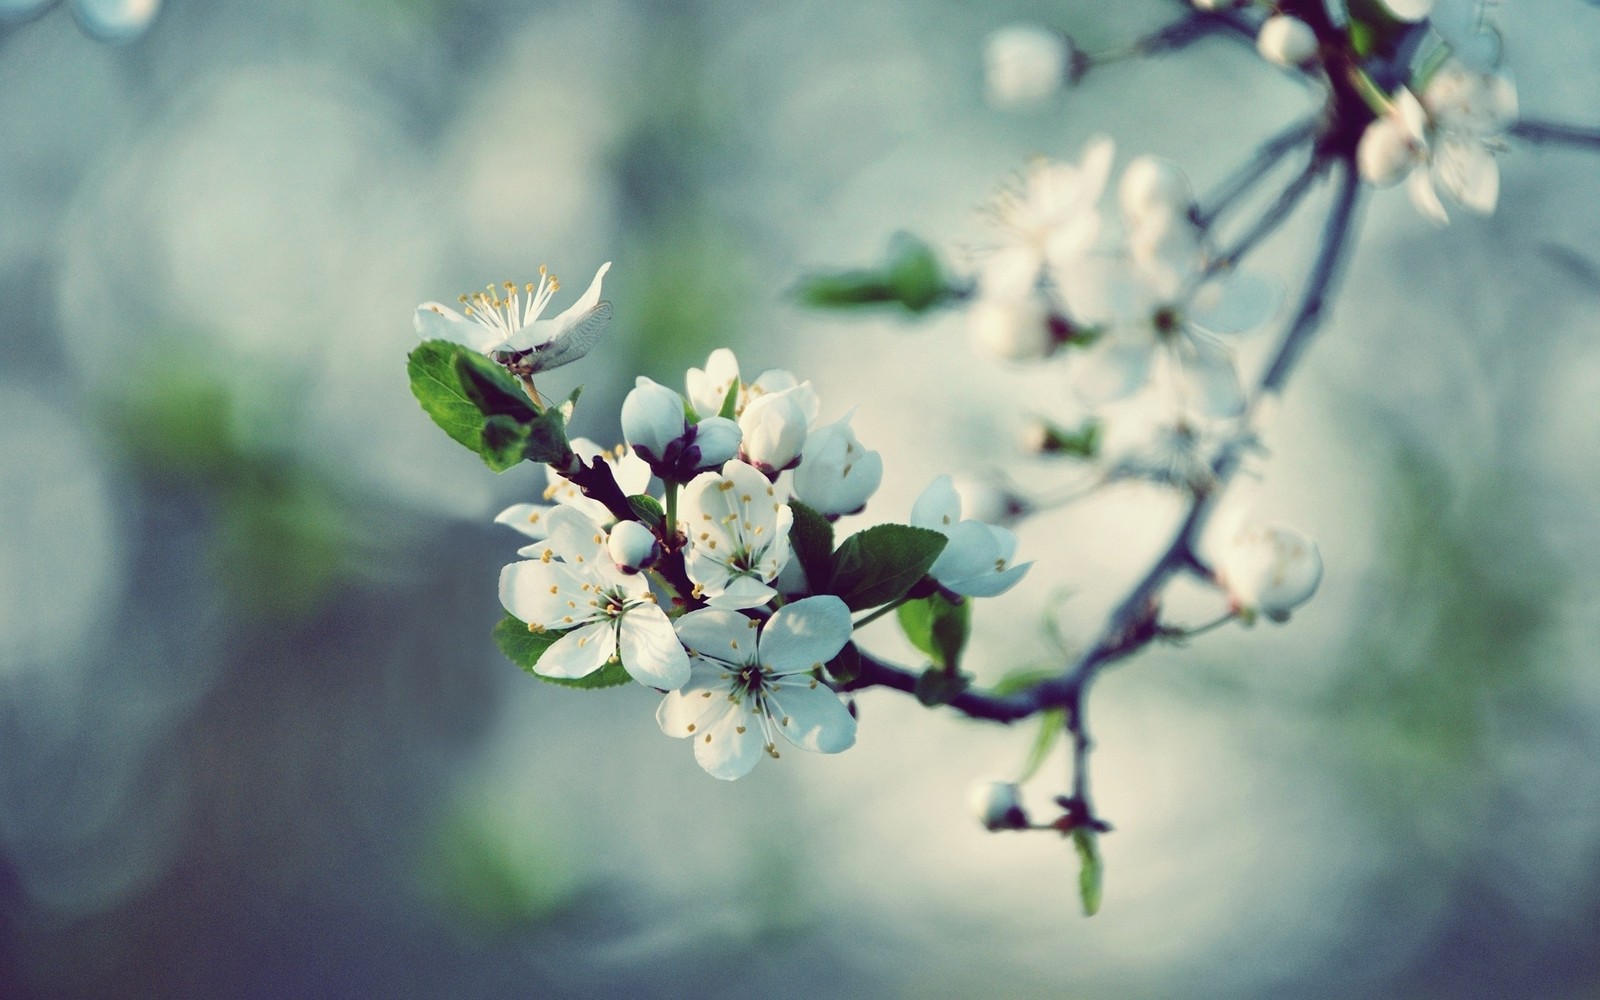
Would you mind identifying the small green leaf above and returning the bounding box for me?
[829,523,946,611]
[993,666,1058,697]
[884,232,947,313]
[1018,709,1066,783]
[1032,417,1101,459]
[454,351,537,421]
[716,377,740,420]
[409,339,494,457]
[480,414,534,472]
[629,494,665,531]
[492,615,631,689]
[914,666,972,707]
[787,501,836,594]
[1072,828,1104,916]
[896,593,971,670]
[523,402,573,465]
[793,232,954,314]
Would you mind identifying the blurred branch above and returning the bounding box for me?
[1206,147,1329,273]
[1510,119,1600,150]
[1195,118,1320,234]
[850,158,1367,831]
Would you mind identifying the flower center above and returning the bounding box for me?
[1152,305,1183,341]
[458,265,559,341]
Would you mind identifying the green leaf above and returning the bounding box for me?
[1072,828,1104,916]
[787,501,836,594]
[884,232,947,313]
[523,399,574,465]
[454,351,537,421]
[1018,709,1066,783]
[896,593,971,670]
[492,615,631,689]
[792,232,953,314]
[409,339,495,457]
[993,666,1058,697]
[480,414,534,472]
[914,666,972,707]
[1032,417,1101,459]
[829,523,946,611]
[629,494,665,532]
[826,641,861,685]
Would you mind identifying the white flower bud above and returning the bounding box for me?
[690,416,742,470]
[622,377,688,462]
[793,414,884,516]
[739,383,818,474]
[1190,0,1230,10]
[983,24,1076,109]
[970,780,1029,831]
[1216,525,1323,622]
[967,296,1054,362]
[1118,156,1193,230]
[1256,15,1318,69]
[607,519,659,573]
[74,0,162,42]
[1356,115,1421,187]
[1381,0,1434,22]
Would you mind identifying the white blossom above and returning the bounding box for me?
[792,413,883,516]
[657,597,856,780]
[983,24,1077,109]
[979,138,1114,306]
[1256,15,1319,69]
[1357,64,1516,222]
[622,376,742,481]
[680,460,794,610]
[415,261,611,358]
[911,475,1032,597]
[971,780,1030,831]
[498,507,689,688]
[1214,524,1323,622]
[684,348,806,420]
[1381,0,1434,21]
[1055,236,1277,419]
[494,438,651,542]
[966,294,1057,362]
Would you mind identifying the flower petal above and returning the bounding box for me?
[1407,166,1450,225]
[1176,335,1246,418]
[765,682,857,754]
[544,505,609,568]
[692,696,767,780]
[414,302,501,353]
[494,503,553,540]
[1073,331,1154,405]
[703,577,779,611]
[657,660,735,736]
[498,560,594,627]
[1433,140,1499,214]
[758,596,852,675]
[910,475,961,532]
[536,620,617,678]
[618,605,690,689]
[674,608,759,666]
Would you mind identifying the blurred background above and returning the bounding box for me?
[2,0,1599,996]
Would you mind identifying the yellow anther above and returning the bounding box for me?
[686,723,696,733]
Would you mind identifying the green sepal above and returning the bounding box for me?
[793,232,953,314]
[787,500,836,594]
[1033,417,1101,459]
[825,641,861,685]
[716,377,741,420]
[1072,828,1104,916]
[628,494,665,532]
[492,615,631,689]
[896,593,970,670]
[914,666,972,707]
[828,523,946,611]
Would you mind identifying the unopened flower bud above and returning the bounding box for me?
[607,519,659,573]
[793,413,883,516]
[739,383,818,474]
[971,780,1030,831]
[1256,15,1318,69]
[621,377,688,463]
[1381,0,1435,22]
[688,416,742,470]
[1357,114,1421,187]
[1216,525,1323,622]
[983,24,1079,109]
[1118,155,1193,230]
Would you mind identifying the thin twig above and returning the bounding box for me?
[1206,150,1329,273]
[1510,120,1600,150]
[1195,118,1320,233]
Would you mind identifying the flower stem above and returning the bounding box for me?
[852,595,914,630]
[664,481,680,546]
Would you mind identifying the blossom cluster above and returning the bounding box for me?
[412,265,1034,779]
